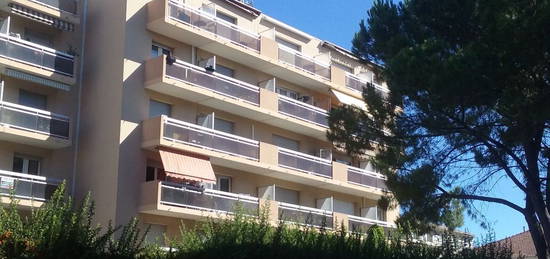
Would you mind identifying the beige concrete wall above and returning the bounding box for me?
[76,0,126,228]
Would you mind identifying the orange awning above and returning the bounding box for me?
[158,148,216,184]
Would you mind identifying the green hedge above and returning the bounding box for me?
[0,185,516,259]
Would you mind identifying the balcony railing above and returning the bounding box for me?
[278,202,333,228]
[278,45,331,80]
[347,166,387,191]
[345,73,389,99]
[31,0,78,14]
[348,215,393,233]
[165,60,260,105]
[0,34,75,77]
[278,147,332,178]
[160,182,259,215]
[0,101,70,139]
[0,170,62,202]
[162,116,259,160]
[168,0,260,51]
[278,95,328,127]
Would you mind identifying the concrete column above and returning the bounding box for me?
[331,65,346,87]
[259,198,279,225]
[333,212,349,231]
[259,142,278,166]
[332,162,348,183]
[260,36,278,60]
[259,88,278,112]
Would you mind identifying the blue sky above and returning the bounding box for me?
[253,0,527,242]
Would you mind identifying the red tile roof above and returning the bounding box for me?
[494,230,537,257]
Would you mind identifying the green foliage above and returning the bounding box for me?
[0,188,515,259]
[159,211,514,259]
[328,0,550,253]
[0,182,149,259]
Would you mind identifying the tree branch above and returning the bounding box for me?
[437,186,525,214]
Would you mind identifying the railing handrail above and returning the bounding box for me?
[0,33,75,60]
[161,182,259,203]
[0,169,63,184]
[0,101,70,121]
[278,44,330,68]
[278,147,332,165]
[278,94,328,114]
[168,0,260,39]
[348,214,395,228]
[163,116,259,146]
[172,60,260,92]
[347,166,387,180]
[345,72,388,93]
[29,0,77,14]
[278,201,333,216]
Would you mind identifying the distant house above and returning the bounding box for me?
[493,230,542,259]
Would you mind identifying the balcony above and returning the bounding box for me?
[0,34,75,84]
[0,170,62,207]
[161,182,260,215]
[278,201,333,228]
[145,56,328,140]
[143,116,385,197]
[278,95,328,127]
[345,73,389,100]
[147,0,335,90]
[347,166,387,191]
[162,116,259,160]
[278,147,332,178]
[0,101,70,148]
[348,215,394,232]
[1,0,79,24]
[140,181,392,231]
[165,59,260,105]
[278,46,331,80]
[167,1,260,52]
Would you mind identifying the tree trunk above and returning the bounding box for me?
[525,200,548,259]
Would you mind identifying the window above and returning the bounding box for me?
[377,207,387,221]
[276,37,301,52]
[275,186,299,204]
[197,114,234,134]
[333,62,353,74]
[145,224,166,245]
[215,64,235,78]
[13,155,40,175]
[276,86,299,100]
[215,175,232,192]
[146,166,165,182]
[216,12,236,24]
[273,135,299,151]
[151,43,172,58]
[19,90,47,110]
[24,29,52,47]
[333,199,355,215]
[149,99,171,118]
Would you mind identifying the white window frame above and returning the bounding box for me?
[149,99,172,118]
[215,11,237,24]
[215,175,232,192]
[13,154,41,175]
[276,37,301,52]
[151,42,172,58]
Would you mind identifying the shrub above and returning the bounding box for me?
[0,182,149,259]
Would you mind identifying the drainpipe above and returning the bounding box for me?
[71,0,88,196]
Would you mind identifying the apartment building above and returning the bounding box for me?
[0,0,82,210]
[0,0,396,243]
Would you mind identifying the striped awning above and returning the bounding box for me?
[8,3,75,32]
[3,68,71,91]
[158,148,216,184]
